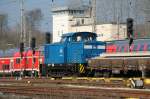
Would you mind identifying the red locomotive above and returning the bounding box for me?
[0,57,10,75]
[0,49,45,77]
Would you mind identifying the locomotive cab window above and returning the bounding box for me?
[77,36,82,42]
[61,32,97,43]
[60,36,71,43]
[60,37,67,43]
[72,32,96,42]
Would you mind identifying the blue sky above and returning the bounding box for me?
[0,0,67,32]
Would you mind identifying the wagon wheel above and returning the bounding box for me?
[103,71,111,78]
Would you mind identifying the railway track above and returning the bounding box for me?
[0,77,133,88]
[0,77,150,98]
[0,83,150,99]
[0,77,148,87]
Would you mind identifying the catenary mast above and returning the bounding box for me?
[20,0,26,47]
[91,0,96,33]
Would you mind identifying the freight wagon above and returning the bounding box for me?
[88,38,150,77]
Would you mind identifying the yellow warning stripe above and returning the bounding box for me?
[79,64,85,73]
[144,79,150,84]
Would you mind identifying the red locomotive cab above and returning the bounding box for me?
[13,50,42,76]
[33,51,40,71]
[13,52,23,71]
[0,58,3,72]
[25,50,39,72]
[0,57,11,75]
[25,50,33,71]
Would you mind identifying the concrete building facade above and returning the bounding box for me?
[52,7,127,42]
[71,24,126,41]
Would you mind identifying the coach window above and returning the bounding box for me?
[3,65,9,70]
[16,58,20,64]
[133,45,137,51]
[26,58,29,64]
[121,46,124,52]
[139,44,144,51]
[147,44,150,51]
[117,46,121,52]
[5,65,9,70]
[124,45,128,52]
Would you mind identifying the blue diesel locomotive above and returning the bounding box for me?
[44,32,105,76]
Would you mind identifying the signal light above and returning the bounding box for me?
[20,42,24,53]
[20,42,24,58]
[127,18,133,38]
[127,18,134,48]
[31,37,36,50]
[30,37,36,55]
[45,32,52,44]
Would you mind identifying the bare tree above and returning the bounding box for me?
[0,14,9,50]
[25,8,43,47]
[25,9,43,31]
[0,14,8,37]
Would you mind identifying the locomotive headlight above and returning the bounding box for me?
[52,64,54,67]
[85,58,89,61]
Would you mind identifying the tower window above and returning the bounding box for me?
[82,19,84,24]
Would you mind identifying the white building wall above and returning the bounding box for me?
[70,24,127,41]
[53,14,71,42]
[52,8,127,42]
[97,24,127,41]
